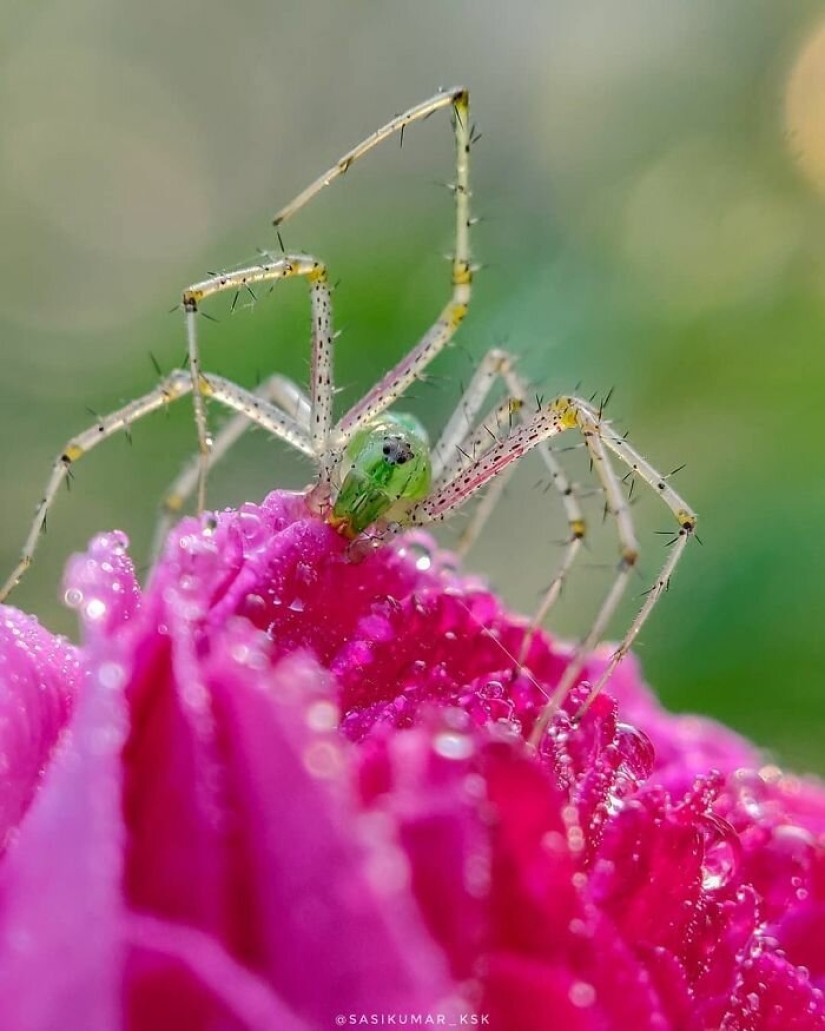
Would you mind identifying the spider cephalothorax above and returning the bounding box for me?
[329,414,432,538]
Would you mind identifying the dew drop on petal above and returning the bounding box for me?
[433,730,475,761]
[243,593,266,619]
[306,699,340,732]
[398,537,435,571]
[64,587,84,609]
[569,981,596,1008]
[614,722,655,783]
[85,598,107,621]
[699,813,741,890]
[302,740,344,779]
[238,504,266,546]
[98,661,126,690]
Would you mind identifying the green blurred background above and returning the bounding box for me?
[1,1,824,770]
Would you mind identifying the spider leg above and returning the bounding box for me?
[527,397,696,745]
[323,89,473,443]
[181,253,333,510]
[152,373,312,557]
[272,87,469,229]
[429,351,587,613]
[407,394,695,743]
[0,371,316,603]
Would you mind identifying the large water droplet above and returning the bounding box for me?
[614,722,655,783]
[699,813,741,890]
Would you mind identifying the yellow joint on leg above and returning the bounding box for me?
[183,288,203,306]
[308,264,328,284]
[447,302,469,330]
[452,261,472,287]
[571,518,586,541]
[550,398,579,430]
[197,375,213,397]
[677,509,697,532]
[63,443,84,462]
[164,493,184,514]
[622,546,640,567]
[508,398,524,415]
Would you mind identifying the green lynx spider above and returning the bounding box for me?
[0,87,696,745]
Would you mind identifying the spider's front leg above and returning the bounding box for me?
[152,373,313,558]
[0,371,317,603]
[180,253,334,511]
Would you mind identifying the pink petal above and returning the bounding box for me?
[0,607,81,850]
[0,644,128,1031]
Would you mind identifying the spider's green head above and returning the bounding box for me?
[330,413,432,538]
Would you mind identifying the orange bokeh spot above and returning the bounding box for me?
[785,18,825,191]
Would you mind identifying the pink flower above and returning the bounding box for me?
[0,490,822,1029]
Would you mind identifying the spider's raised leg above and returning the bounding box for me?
[152,373,312,557]
[181,253,333,510]
[0,371,316,603]
[273,88,474,447]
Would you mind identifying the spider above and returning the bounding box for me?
[0,87,696,746]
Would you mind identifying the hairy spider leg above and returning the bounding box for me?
[268,87,474,463]
[0,371,312,603]
[181,254,332,511]
[404,394,695,747]
[428,349,587,621]
[432,383,631,680]
[152,373,312,557]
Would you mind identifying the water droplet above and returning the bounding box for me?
[306,699,340,732]
[243,593,266,619]
[433,730,475,761]
[303,740,344,779]
[238,505,266,547]
[288,597,305,613]
[64,587,84,608]
[85,598,107,621]
[614,722,655,783]
[98,661,126,690]
[399,537,435,571]
[699,813,741,890]
[569,981,596,1008]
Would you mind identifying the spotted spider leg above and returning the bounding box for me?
[0,371,313,603]
[270,87,474,469]
[182,253,333,513]
[429,349,587,624]
[407,394,696,746]
[152,373,312,558]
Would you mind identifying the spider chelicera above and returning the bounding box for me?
[0,87,696,745]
